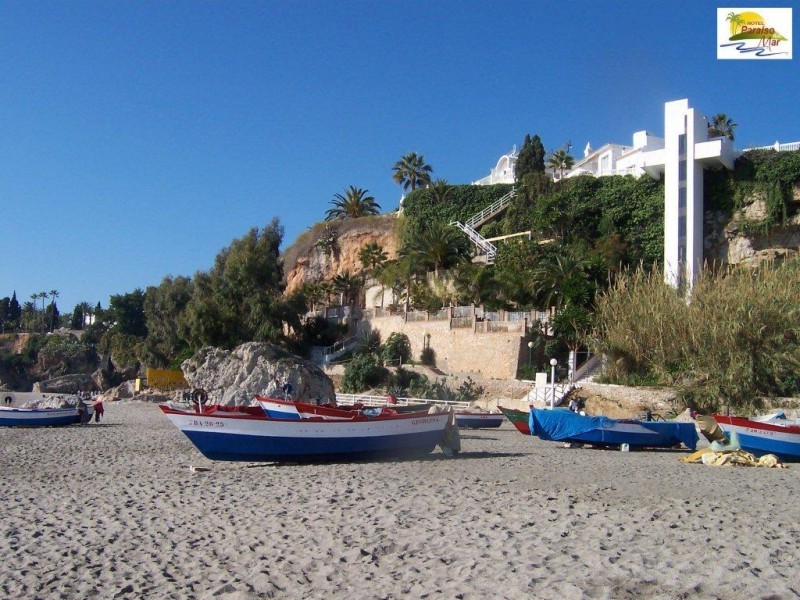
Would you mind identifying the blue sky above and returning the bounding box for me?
[1,1,798,314]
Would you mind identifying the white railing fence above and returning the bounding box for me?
[742,140,800,153]
[335,393,471,411]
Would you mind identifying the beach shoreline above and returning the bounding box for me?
[1,401,798,599]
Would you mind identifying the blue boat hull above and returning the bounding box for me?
[455,414,504,429]
[182,429,445,462]
[0,408,79,427]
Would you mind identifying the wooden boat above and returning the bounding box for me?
[159,404,452,462]
[455,412,504,429]
[713,414,800,461]
[255,395,431,421]
[497,406,530,435]
[0,406,80,427]
[529,408,698,450]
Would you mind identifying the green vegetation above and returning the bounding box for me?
[325,186,381,221]
[593,260,800,413]
[392,152,433,192]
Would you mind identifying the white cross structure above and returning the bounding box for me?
[660,100,735,289]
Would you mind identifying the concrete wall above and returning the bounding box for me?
[359,315,527,379]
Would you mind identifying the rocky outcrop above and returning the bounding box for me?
[181,342,335,406]
[33,374,95,394]
[705,197,800,266]
[282,215,400,295]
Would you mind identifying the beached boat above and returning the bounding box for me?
[497,406,530,435]
[529,408,698,450]
[455,412,504,429]
[160,404,452,462]
[0,406,80,427]
[713,414,800,461]
[255,395,431,421]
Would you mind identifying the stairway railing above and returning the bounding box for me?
[465,189,516,229]
[450,221,497,263]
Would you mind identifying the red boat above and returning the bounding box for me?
[497,406,530,435]
[255,395,432,421]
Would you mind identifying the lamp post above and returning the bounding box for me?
[549,358,558,410]
[527,341,534,366]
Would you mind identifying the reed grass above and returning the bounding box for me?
[593,259,800,412]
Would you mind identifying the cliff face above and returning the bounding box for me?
[282,215,400,295]
[706,183,800,266]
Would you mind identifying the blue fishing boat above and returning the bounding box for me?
[529,408,698,450]
[0,406,80,427]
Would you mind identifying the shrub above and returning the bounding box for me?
[341,353,388,393]
[382,332,411,366]
[420,346,436,366]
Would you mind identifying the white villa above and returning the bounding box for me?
[472,146,519,185]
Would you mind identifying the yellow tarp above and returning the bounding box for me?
[680,448,786,468]
[146,368,187,390]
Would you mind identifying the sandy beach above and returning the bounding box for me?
[1,402,799,599]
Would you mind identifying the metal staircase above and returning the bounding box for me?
[450,189,516,264]
[451,222,498,263]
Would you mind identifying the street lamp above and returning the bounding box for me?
[527,341,534,366]
[549,358,558,410]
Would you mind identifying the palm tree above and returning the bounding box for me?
[707,113,737,141]
[49,289,59,331]
[359,242,388,275]
[726,11,744,36]
[530,254,592,310]
[401,223,471,278]
[22,301,35,331]
[331,271,364,307]
[429,179,452,204]
[547,150,574,180]
[392,152,433,192]
[75,301,93,329]
[325,186,381,220]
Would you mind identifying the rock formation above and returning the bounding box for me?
[282,215,399,295]
[181,342,335,406]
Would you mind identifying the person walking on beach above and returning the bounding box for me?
[93,400,104,423]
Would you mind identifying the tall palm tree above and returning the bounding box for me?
[547,150,574,180]
[392,152,433,192]
[401,223,471,278]
[35,292,48,332]
[49,289,59,331]
[429,179,452,204]
[707,113,737,141]
[325,186,381,221]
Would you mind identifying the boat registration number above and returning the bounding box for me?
[187,419,225,428]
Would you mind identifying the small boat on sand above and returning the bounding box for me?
[159,403,453,462]
[713,414,800,461]
[497,406,530,435]
[0,406,80,427]
[455,412,504,429]
[529,408,698,450]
